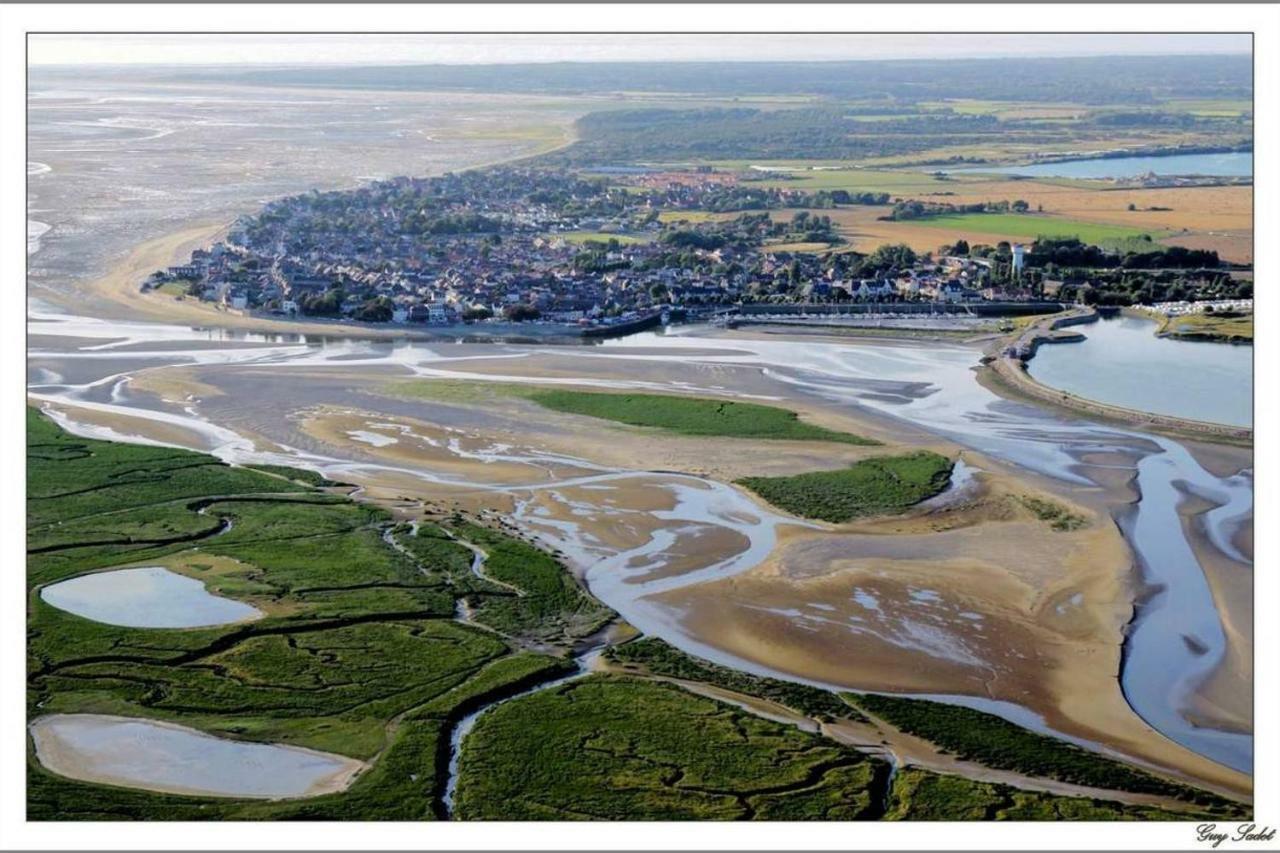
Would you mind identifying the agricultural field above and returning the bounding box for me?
[762,240,838,254]
[524,390,881,445]
[655,209,741,224]
[734,166,993,195]
[736,451,953,523]
[1159,232,1253,266]
[550,230,652,245]
[904,212,1161,245]
[800,183,1251,262]
[687,160,1251,262]
[1157,98,1253,118]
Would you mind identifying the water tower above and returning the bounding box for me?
[1012,243,1025,276]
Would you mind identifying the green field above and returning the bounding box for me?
[763,240,837,254]
[525,390,880,445]
[154,281,190,297]
[845,693,1244,816]
[550,230,651,245]
[655,209,740,223]
[1158,98,1253,118]
[909,212,1161,244]
[736,451,952,523]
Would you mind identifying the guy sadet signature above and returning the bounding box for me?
[1197,825,1277,848]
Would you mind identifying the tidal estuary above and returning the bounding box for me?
[25,73,1253,802]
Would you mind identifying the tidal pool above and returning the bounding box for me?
[40,566,263,628]
[1027,315,1252,428]
[29,715,364,799]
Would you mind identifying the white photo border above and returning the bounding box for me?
[2,5,1274,851]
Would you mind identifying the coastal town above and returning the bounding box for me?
[143,166,1247,335]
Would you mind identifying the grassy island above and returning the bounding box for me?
[736,451,953,522]
[382,382,879,445]
[525,390,881,445]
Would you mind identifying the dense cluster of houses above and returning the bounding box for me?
[141,168,1037,329]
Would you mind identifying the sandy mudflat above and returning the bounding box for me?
[30,278,1253,799]
[652,465,1252,798]
[32,400,217,451]
[1178,493,1253,736]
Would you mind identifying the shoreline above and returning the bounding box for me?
[984,311,1252,445]
[1128,306,1254,345]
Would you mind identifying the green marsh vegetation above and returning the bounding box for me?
[525,390,880,445]
[391,520,613,643]
[844,693,1244,816]
[25,408,599,820]
[736,451,953,523]
[606,638,866,723]
[452,674,1210,821]
[244,464,344,488]
[1160,311,1254,343]
[883,768,1195,821]
[382,381,880,445]
[24,410,1239,820]
[454,675,890,820]
[1018,495,1088,531]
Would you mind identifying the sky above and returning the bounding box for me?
[28,33,1251,66]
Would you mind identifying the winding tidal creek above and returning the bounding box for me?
[27,312,1253,780]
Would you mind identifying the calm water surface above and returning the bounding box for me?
[955,151,1252,179]
[1027,315,1252,428]
[30,714,360,798]
[40,566,263,628]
